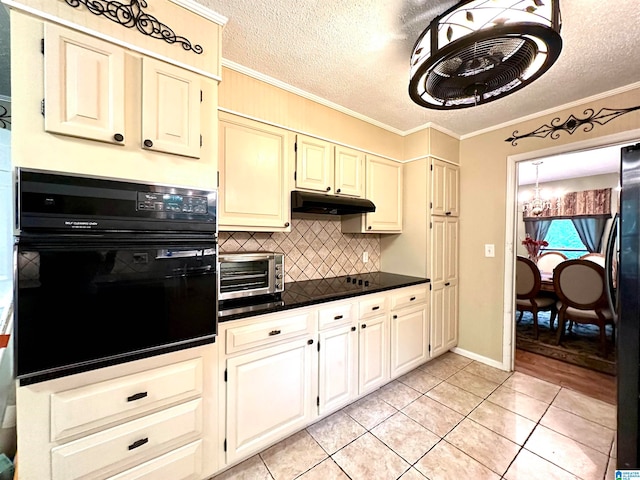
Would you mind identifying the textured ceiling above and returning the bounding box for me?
[197,0,640,136]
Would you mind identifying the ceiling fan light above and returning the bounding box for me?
[409,0,562,110]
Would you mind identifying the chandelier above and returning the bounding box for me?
[521,161,560,216]
[409,0,562,109]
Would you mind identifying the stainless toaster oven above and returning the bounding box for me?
[219,252,284,300]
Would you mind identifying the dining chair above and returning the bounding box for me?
[536,251,568,274]
[579,252,606,267]
[516,256,557,339]
[553,259,615,357]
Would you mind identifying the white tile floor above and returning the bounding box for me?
[211,352,618,480]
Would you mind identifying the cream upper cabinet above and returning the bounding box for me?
[431,159,459,217]
[218,113,291,231]
[44,24,202,159]
[44,23,126,145]
[295,135,364,197]
[141,57,201,158]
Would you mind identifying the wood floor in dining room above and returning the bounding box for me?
[515,348,617,405]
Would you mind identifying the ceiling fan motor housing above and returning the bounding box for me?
[409,0,562,109]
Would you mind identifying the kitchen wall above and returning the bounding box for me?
[459,85,640,363]
[219,215,380,283]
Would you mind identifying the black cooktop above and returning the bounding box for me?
[219,272,429,322]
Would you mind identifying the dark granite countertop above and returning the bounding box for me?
[219,272,430,322]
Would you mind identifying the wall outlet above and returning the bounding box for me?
[363,251,369,263]
[485,244,495,258]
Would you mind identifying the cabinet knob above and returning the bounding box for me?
[113,133,124,142]
[445,282,451,286]
[393,315,398,319]
[367,226,372,230]
[351,326,356,332]
[307,339,314,345]
[284,222,290,227]
[361,324,367,329]
[143,139,154,148]
[445,211,452,216]
[326,187,331,192]
[336,188,341,193]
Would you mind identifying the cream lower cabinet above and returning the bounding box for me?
[16,345,218,480]
[389,285,429,378]
[221,309,317,464]
[317,301,359,414]
[358,294,390,394]
[218,113,291,231]
[430,216,459,358]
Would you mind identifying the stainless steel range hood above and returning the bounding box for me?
[291,191,375,215]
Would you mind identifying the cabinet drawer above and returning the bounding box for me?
[51,399,203,480]
[51,358,203,442]
[318,301,357,330]
[359,295,387,320]
[390,286,428,311]
[226,310,315,354]
[106,440,202,480]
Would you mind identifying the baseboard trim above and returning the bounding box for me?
[450,347,508,371]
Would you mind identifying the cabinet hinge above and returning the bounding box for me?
[428,344,431,352]
[41,99,45,116]
[430,164,433,171]
[294,142,297,153]
[200,90,203,102]
[41,38,44,54]
[429,222,432,229]
[429,283,432,291]
[317,341,320,352]
[224,368,227,382]
[217,171,220,188]
[200,134,203,147]
[223,439,227,452]
[316,396,320,407]
[430,202,433,209]
[294,171,297,181]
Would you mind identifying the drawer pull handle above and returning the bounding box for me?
[334,315,344,320]
[128,438,149,451]
[410,296,416,301]
[127,392,148,402]
[372,306,380,311]
[269,329,282,336]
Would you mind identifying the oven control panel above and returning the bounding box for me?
[137,192,209,214]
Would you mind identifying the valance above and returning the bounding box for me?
[523,188,612,219]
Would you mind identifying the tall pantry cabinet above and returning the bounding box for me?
[380,128,460,359]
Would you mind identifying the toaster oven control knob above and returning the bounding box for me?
[276,283,282,289]
[276,274,283,279]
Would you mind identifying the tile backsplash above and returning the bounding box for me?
[219,216,380,283]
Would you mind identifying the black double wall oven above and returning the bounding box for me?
[14,169,218,385]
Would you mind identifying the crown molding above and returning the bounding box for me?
[168,0,228,25]
[461,81,640,140]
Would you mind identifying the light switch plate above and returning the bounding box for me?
[485,244,495,257]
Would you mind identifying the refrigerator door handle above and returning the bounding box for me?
[605,213,619,322]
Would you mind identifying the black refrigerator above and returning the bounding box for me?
[617,142,640,469]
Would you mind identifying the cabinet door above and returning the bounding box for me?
[334,145,364,197]
[44,24,125,144]
[296,135,333,193]
[141,57,201,158]
[430,282,446,358]
[431,159,447,216]
[218,115,290,230]
[226,338,315,463]
[358,315,388,395]
[318,324,358,414]
[430,216,446,285]
[390,304,428,378]
[445,164,460,217]
[364,155,402,232]
[445,280,459,350]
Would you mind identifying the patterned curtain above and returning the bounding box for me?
[523,188,612,219]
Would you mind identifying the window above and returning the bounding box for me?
[542,219,588,259]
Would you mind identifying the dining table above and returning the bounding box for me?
[540,271,555,292]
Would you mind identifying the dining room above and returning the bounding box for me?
[514,146,622,394]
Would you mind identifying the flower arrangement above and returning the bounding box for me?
[522,234,548,261]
